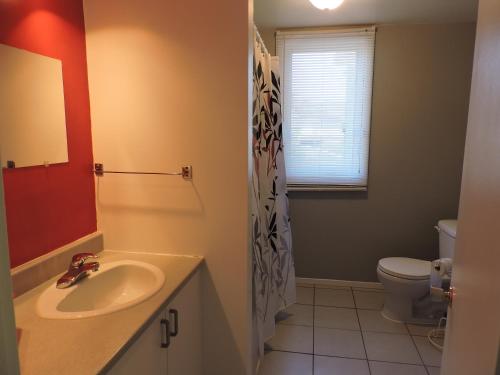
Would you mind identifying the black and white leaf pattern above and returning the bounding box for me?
[252,39,296,359]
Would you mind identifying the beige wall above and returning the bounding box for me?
[84,0,252,373]
[258,28,277,55]
[261,23,476,281]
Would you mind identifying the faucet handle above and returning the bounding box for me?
[71,252,99,268]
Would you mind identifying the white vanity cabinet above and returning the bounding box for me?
[107,311,167,375]
[165,269,203,375]
[107,269,202,375]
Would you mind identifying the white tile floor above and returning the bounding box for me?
[260,284,442,375]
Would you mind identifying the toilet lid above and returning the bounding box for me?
[378,257,431,280]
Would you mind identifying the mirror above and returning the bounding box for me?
[0,44,68,169]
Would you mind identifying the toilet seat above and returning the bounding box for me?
[378,257,431,280]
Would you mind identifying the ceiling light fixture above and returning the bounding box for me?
[309,0,345,10]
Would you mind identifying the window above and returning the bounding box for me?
[277,27,376,190]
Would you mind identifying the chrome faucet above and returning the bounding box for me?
[56,252,100,289]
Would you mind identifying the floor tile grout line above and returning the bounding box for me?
[407,322,430,374]
[289,285,434,373]
[309,285,384,292]
[282,320,426,336]
[296,301,384,312]
[356,306,387,311]
[369,358,434,367]
[352,288,385,292]
[352,286,372,375]
[271,349,312,356]
[286,294,432,331]
[312,286,316,374]
[314,287,385,294]
[271,348,429,367]
[278,323,314,328]
[315,304,360,310]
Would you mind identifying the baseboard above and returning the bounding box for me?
[296,277,384,291]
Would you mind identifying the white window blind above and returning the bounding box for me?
[277,28,376,190]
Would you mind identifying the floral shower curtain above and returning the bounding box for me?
[252,32,296,358]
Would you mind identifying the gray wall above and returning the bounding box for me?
[265,23,476,281]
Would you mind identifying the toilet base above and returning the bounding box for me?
[381,292,413,322]
[381,305,440,325]
[381,305,406,323]
[377,267,446,325]
[381,292,446,325]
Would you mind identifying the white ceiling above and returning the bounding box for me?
[255,0,478,30]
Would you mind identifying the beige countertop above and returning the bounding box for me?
[14,250,204,375]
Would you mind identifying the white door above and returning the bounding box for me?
[0,157,20,374]
[107,311,168,375]
[441,0,500,374]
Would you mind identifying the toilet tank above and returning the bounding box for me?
[437,220,458,259]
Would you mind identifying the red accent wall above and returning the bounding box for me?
[0,0,97,268]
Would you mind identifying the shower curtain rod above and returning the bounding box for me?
[254,25,269,56]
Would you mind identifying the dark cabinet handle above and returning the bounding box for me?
[169,309,179,337]
[160,319,170,348]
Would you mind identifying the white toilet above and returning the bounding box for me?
[377,219,457,323]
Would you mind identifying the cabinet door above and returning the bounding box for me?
[167,270,202,375]
[107,311,168,375]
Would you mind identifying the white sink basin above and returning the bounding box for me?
[36,260,165,319]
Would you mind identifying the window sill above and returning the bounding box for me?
[287,184,367,192]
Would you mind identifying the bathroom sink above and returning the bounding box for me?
[36,260,165,319]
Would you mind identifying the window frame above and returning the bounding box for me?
[276,26,376,192]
